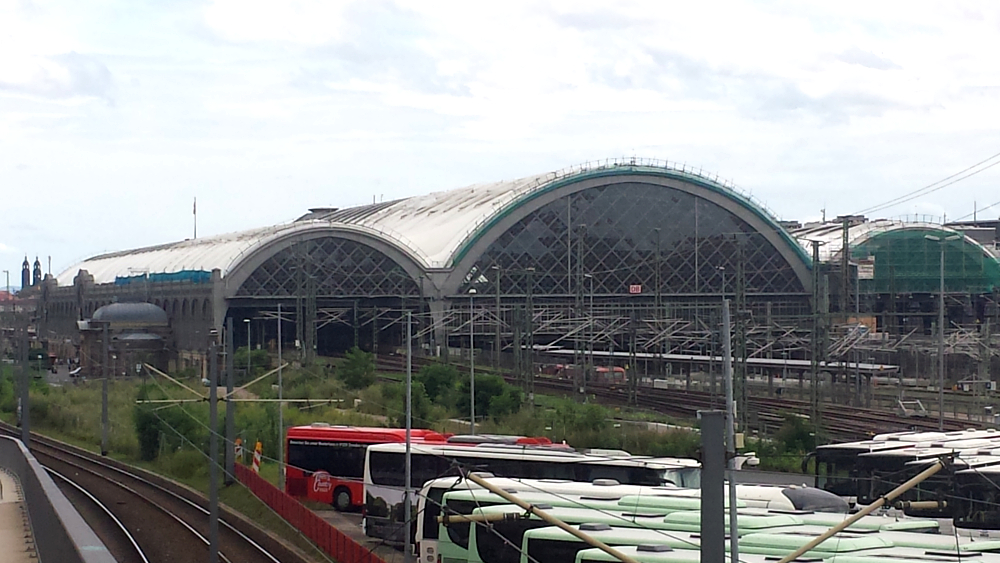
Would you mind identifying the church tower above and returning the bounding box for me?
[32,256,42,287]
[21,257,30,290]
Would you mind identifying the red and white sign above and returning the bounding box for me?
[312,471,333,493]
[251,441,262,474]
[628,284,643,294]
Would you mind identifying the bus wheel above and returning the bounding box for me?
[333,487,352,512]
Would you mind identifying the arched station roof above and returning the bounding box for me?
[793,220,1000,293]
[57,159,811,295]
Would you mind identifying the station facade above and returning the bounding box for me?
[24,159,1000,394]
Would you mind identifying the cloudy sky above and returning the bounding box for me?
[2,0,999,287]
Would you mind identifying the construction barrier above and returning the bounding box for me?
[235,463,387,563]
[251,441,262,473]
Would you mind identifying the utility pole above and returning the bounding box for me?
[403,311,413,563]
[628,308,638,407]
[493,265,501,371]
[101,321,109,456]
[372,307,378,361]
[208,337,220,563]
[277,303,284,490]
[526,268,535,404]
[575,225,586,373]
[722,298,739,563]
[810,240,823,436]
[469,289,476,434]
[225,317,235,485]
[353,300,359,349]
[841,219,851,315]
[734,246,748,429]
[699,410,725,563]
[925,234,959,429]
[654,228,662,377]
[19,324,30,447]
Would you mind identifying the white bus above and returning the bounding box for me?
[416,474,847,563]
[416,475,699,563]
[362,442,685,542]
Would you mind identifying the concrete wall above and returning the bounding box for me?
[0,437,115,563]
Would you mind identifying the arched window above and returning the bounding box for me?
[236,238,419,298]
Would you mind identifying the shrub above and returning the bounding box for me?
[382,381,435,429]
[233,347,271,378]
[415,364,459,402]
[162,449,208,480]
[134,390,161,461]
[455,374,522,421]
[338,347,375,389]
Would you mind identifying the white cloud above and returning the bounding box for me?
[202,0,356,45]
[2,0,1000,275]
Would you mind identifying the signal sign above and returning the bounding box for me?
[628,284,642,294]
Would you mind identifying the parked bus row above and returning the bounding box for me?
[805,428,1000,527]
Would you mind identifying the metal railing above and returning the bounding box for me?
[0,436,115,563]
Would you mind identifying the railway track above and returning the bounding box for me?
[0,425,311,563]
[526,377,973,441]
[370,354,976,441]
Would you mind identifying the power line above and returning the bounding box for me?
[853,150,1000,217]
[952,198,1000,223]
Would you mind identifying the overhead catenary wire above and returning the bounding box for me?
[952,197,1000,223]
[853,150,1000,217]
[140,406,338,563]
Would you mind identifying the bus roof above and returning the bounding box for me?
[424,475,682,496]
[369,442,699,469]
[286,424,448,443]
[523,525,892,554]
[738,508,938,532]
[475,504,805,532]
[368,442,593,460]
[443,489,628,511]
[576,547,781,563]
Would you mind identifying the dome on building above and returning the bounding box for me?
[92,302,169,327]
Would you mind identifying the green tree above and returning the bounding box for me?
[338,346,376,389]
[133,406,161,461]
[415,363,459,402]
[233,347,271,377]
[456,374,522,421]
[133,386,162,461]
[775,413,816,453]
[382,381,435,429]
[487,386,523,420]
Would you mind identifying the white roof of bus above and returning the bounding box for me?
[819,429,1000,452]
[369,442,697,468]
[424,475,681,497]
[859,438,1000,459]
[368,442,588,460]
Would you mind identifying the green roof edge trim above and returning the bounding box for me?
[450,165,813,269]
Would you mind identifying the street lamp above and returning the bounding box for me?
[469,288,477,435]
[925,233,961,431]
[244,318,251,376]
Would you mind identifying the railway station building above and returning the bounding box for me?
[26,158,1000,406]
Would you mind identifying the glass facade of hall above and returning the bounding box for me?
[460,182,806,297]
[236,238,421,298]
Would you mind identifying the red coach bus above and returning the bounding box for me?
[286,423,449,511]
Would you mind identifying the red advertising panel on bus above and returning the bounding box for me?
[286,424,448,511]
